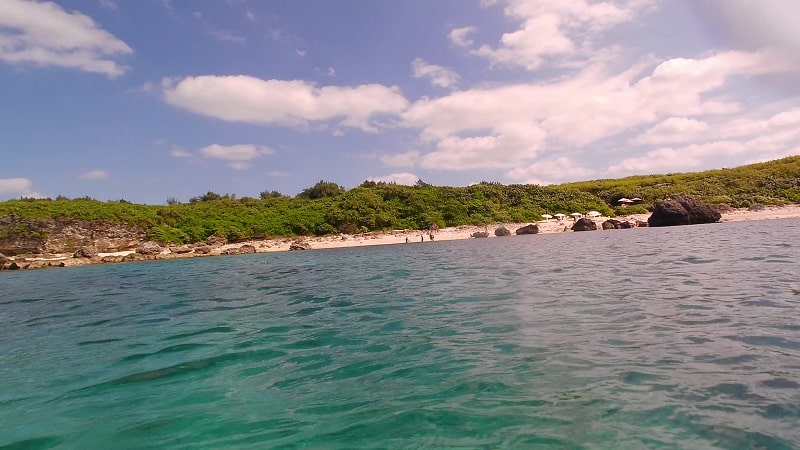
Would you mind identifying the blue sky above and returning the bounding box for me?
[1,0,799,204]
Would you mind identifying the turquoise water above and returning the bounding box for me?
[2,219,800,449]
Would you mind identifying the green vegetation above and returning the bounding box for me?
[562,155,800,208]
[1,156,798,244]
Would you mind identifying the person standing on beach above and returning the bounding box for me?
[421,235,424,242]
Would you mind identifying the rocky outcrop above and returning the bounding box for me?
[136,241,163,255]
[222,245,256,255]
[206,236,228,246]
[0,215,145,256]
[494,226,511,237]
[648,195,721,227]
[515,224,539,235]
[193,245,212,255]
[471,231,489,238]
[601,219,635,230]
[289,241,310,251]
[73,246,98,258]
[572,218,597,231]
[169,245,194,254]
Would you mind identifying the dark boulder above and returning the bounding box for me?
[494,226,511,237]
[602,219,623,230]
[471,231,489,238]
[572,218,597,231]
[648,195,721,227]
[515,224,539,235]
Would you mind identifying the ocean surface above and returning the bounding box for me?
[2,219,800,449]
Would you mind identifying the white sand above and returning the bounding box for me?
[220,204,800,253]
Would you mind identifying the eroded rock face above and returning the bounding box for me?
[222,245,257,255]
[515,224,539,235]
[471,231,489,238]
[648,196,721,227]
[73,247,98,258]
[572,218,598,231]
[0,215,145,255]
[136,241,163,255]
[494,226,511,237]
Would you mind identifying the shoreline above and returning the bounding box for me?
[4,205,800,270]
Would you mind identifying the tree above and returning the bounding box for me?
[166,197,179,206]
[297,180,346,199]
[259,190,286,199]
[189,191,222,203]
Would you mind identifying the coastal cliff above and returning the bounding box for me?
[0,215,145,256]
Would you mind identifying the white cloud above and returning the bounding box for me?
[507,157,593,185]
[295,49,307,57]
[367,173,420,186]
[98,0,118,11]
[400,50,794,172]
[170,147,193,158]
[199,144,274,170]
[411,58,459,88]
[0,177,34,196]
[208,29,246,44]
[0,0,133,77]
[78,170,109,180]
[448,26,475,47]
[163,75,408,132]
[472,0,654,70]
[631,117,710,146]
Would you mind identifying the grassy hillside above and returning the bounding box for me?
[1,156,797,244]
[562,155,800,208]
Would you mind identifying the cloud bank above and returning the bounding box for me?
[0,0,132,77]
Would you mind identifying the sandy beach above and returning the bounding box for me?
[228,204,800,252]
[7,204,800,269]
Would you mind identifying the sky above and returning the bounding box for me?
[1,0,799,204]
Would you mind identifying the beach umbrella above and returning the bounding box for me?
[554,213,566,219]
[570,212,583,217]
[587,211,601,217]
[617,198,633,204]
[541,214,553,220]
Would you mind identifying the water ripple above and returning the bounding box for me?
[1,219,799,448]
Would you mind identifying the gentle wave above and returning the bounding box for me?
[1,219,799,448]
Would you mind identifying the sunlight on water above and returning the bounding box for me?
[1,219,799,448]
